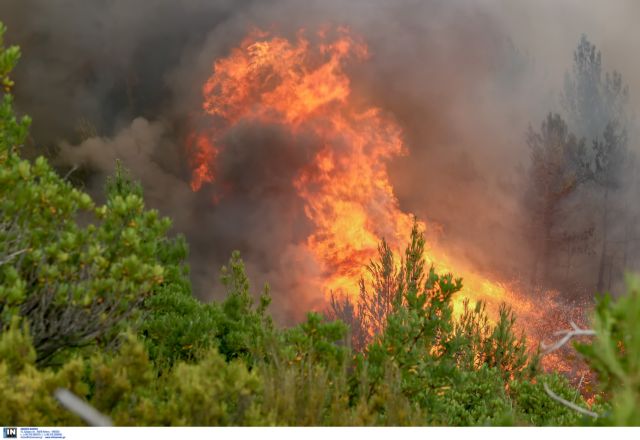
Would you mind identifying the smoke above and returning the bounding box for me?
[2,0,640,321]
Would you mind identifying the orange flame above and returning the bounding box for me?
[187,27,570,343]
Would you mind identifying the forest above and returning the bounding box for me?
[2,2,640,428]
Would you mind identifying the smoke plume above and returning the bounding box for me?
[2,0,639,321]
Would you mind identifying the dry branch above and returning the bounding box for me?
[0,247,29,266]
[54,388,113,426]
[543,382,599,418]
[540,320,596,354]
[540,320,599,418]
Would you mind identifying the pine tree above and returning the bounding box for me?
[562,35,632,292]
[525,113,590,285]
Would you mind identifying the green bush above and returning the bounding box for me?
[0,319,86,425]
[576,275,640,425]
[0,22,186,365]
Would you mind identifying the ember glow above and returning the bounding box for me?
[187,27,562,337]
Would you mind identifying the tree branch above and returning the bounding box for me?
[54,388,113,426]
[543,382,599,418]
[0,247,29,266]
[540,320,596,354]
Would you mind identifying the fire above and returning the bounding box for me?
[187,26,555,335]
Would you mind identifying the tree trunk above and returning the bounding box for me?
[540,210,553,284]
[597,187,610,292]
[530,250,540,287]
[565,245,573,285]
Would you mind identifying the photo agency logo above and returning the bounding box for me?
[2,428,17,439]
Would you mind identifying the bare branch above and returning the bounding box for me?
[540,320,596,354]
[0,247,29,266]
[54,388,113,426]
[574,373,586,402]
[543,382,599,419]
[63,164,79,180]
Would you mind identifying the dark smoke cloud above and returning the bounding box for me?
[2,0,639,321]
[1,0,253,141]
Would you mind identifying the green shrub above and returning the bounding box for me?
[0,319,86,425]
[576,275,640,425]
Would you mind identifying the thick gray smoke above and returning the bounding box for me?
[2,0,639,321]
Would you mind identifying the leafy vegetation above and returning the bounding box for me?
[0,22,638,427]
[576,276,640,425]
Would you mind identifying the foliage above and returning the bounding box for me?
[139,282,219,366]
[454,300,537,380]
[0,319,86,425]
[140,251,273,368]
[0,24,184,365]
[509,373,586,426]
[1,147,174,364]
[576,275,640,425]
